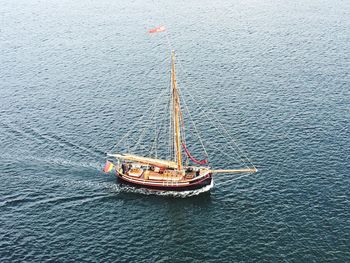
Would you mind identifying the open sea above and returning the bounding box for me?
[1,0,349,262]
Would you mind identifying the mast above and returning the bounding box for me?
[171,50,182,170]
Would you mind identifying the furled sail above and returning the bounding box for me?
[182,143,208,165]
[107,153,177,169]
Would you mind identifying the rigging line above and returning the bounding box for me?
[158,98,171,157]
[163,46,243,160]
[163,30,173,51]
[179,85,247,166]
[161,76,172,155]
[112,20,173,152]
[180,117,190,166]
[177,87,209,160]
[113,85,168,152]
[148,91,171,156]
[204,139,243,164]
[181,109,243,165]
[147,61,172,157]
[120,137,147,152]
[170,53,250,167]
[130,141,153,154]
[147,2,186,161]
[177,79,253,168]
[131,87,169,153]
[179,109,190,164]
[183,92,249,168]
[145,2,253,167]
[154,96,171,156]
[178,99,187,146]
[131,107,159,153]
[112,101,158,150]
[173,51,243,165]
[132,101,167,152]
[175,56,255,168]
[148,107,162,156]
[169,98,174,160]
[116,130,152,152]
[168,71,174,160]
[146,1,256,169]
[160,91,172,145]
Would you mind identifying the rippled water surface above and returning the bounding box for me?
[1,0,349,262]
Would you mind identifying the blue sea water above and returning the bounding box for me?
[0,0,349,262]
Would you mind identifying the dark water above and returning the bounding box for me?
[1,0,349,262]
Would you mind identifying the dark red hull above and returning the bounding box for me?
[116,172,213,192]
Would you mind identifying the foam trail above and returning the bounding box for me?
[0,153,102,170]
[119,179,214,198]
[50,178,122,193]
[0,121,105,158]
[23,125,105,157]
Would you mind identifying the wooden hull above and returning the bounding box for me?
[115,171,213,192]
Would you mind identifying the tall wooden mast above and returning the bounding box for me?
[171,50,182,170]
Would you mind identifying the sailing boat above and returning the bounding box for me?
[106,51,257,192]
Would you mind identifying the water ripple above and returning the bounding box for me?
[1,0,349,262]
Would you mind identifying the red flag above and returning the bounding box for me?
[148,25,166,34]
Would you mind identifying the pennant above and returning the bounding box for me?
[103,161,114,173]
[148,25,166,34]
